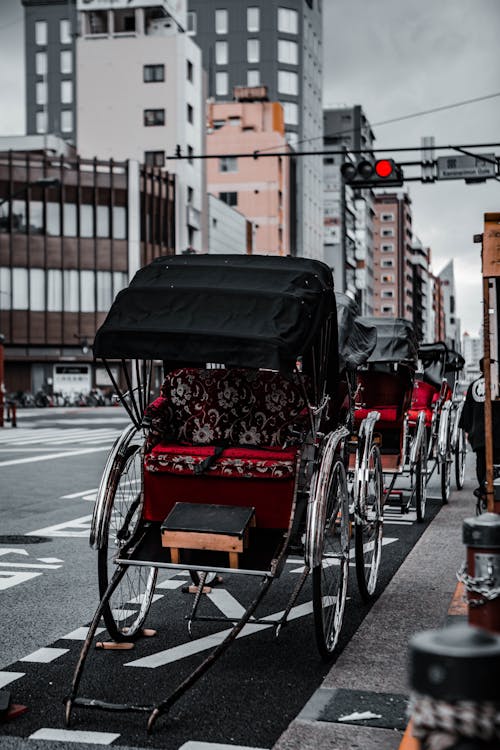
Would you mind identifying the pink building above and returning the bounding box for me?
[206,87,292,256]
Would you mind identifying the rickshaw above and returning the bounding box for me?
[354,317,428,522]
[65,254,380,733]
[336,295,384,601]
[409,342,466,503]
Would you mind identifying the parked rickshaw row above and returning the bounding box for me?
[65,254,466,733]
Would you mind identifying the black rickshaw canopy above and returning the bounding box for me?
[94,254,338,383]
[336,294,377,372]
[358,316,419,366]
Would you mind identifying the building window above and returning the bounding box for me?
[60,19,72,44]
[381,213,394,221]
[97,205,110,238]
[112,206,126,239]
[87,11,108,34]
[61,80,73,104]
[36,81,47,105]
[382,304,394,314]
[381,243,394,252]
[47,269,62,311]
[381,290,394,298]
[219,156,237,173]
[381,258,394,267]
[247,39,260,63]
[247,7,259,32]
[114,9,136,33]
[278,70,298,95]
[187,186,194,203]
[278,8,298,34]
[215,40,228,65]
[35,20,47,45]
[187,104,194,123]
[278,39,298,64]
[80,271,95,312]
[36,111,47,134]
[30,268,45,311]
[220,192,237,206]
[60,50,72,74]
[187,11,197,34]
[144,64,164,82]
[281,101,299,125]
[144,109,165,126]
[247,69,260,86]
[215,71,228,96]
[12,268,29,309]
[35,51,47,76]
[61,110,73,132]
[144,151,165,167]
[381,274,394,283]
[381,228,394,237]
[63,203,77,237]
[215,9,228,34]
[187,145,194,164]
[187,59,193,81]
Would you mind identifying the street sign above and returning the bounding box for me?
[437,153,497,180]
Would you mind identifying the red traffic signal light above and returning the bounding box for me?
[341,158,404,187]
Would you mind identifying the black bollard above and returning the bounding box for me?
[461,514,500,634]
[409,624,500,749]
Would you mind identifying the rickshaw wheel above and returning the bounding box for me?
[440,455,451,504]
[415,432,428,523]
[354,443,383,601]
[97,441,158,642]
[454,428,466,490]
[312,458,350,659]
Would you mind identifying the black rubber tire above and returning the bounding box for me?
[440,455,451,504]
[454,428,466,490]
[415,432,428,523]
[312,459,350,660]
[354,443,383,601]
[97,442,157,641]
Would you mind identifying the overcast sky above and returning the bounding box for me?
[1,0,499,336]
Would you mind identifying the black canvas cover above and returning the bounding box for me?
[358,316,419,366]
[94,254,337,375]
[336,294,377,371]
[419,342,465,385]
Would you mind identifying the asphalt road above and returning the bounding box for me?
[0,407,463,749]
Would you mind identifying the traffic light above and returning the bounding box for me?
[340,158,404,188]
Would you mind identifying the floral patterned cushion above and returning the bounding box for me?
[144,368,307,450]
[145,444,297,480]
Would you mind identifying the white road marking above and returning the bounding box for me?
[20,647,69,663]
[0,571,42,591]
[0,446,110,468]
[126,602,313,669]
[207,589,247,619]
[29,729,120,744]
[155,578,186,590]
[0,548,29,557]
[37,557,64,564]
[61,626,106,640]
[61,488,98,499]
[27,515,92,538]
[0,562,62,569]
[180,743,269,750]
[289,537,398,573]
[0,671,25,689]
[128,593,163,605]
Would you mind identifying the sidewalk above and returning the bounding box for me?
[272,475,473,750]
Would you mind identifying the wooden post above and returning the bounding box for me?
[483,273,495,512]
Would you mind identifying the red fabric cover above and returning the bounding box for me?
[143,471,295,527]
[146,443,297,480]
[411,380,438,411]
[354,406,399,428]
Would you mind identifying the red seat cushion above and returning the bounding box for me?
[407,407,433,427]
[411,380,438,411]
[354,406,400,428]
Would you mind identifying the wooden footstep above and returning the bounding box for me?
[141,628,157,637]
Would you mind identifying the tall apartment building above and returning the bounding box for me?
[323,106,375,313]
[438,260,461,351]
[410,236,431,342]
[462,331,483,381]
[431,273,446,342]
[22,0,206,254]
[188,0,323,260]
[206,87,292,256]
[373,192,414,320]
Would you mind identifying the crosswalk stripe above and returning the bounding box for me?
[29,729,120,744]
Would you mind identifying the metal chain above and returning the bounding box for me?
[457,563,500,603]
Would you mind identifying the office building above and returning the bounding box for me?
[373,192,413,319]
[0,136,175,395]
[188,0,323,259]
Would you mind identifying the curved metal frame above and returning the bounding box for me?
[304,425,349,570]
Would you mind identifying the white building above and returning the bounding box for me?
[438,260,461,350]
[208,194,252,255]
[76,0,207,254]
[462,331,483,382]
